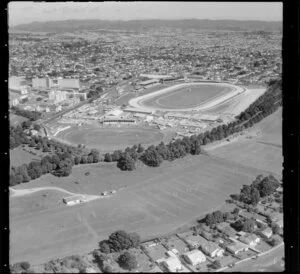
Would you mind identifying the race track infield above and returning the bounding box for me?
[56,125,165,151]
[129,82,243,112]
[10,154,270,265]
[143,84,231,109]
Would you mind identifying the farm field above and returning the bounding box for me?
[142,84,232,109]
[205,88,266,115]
[206,108,282,175]
[56,125,165,151]
[10,147,41,166]
[10,154,267,265]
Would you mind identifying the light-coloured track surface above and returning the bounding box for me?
[129,82,245,112]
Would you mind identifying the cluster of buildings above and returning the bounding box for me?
[132,184,283,272]
[9,75,86,113]
[9,28,281,91]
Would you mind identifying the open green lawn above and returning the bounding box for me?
[56,125,165,151]
[10,147,41,167]
[9,113,28,126]
[206,108,282,175]
[143,84,231,109]
[10,154,267,265]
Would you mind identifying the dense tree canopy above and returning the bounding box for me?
[98,230,141,253]
[118,252,138,270]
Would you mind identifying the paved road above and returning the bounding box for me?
[224,244,284,272]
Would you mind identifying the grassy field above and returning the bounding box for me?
[10,147,41,167]
[143,84,231,109]
[56,125,165,151]
[10,154,267,265]
[206,108,282,175]
[9,113,28,126]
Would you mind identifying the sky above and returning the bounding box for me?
[8,1,282,26]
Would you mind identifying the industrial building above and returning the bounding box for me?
[57,78,80,89]
[32,77,53,89]
[49,90,67,103]
[9,76,28,94]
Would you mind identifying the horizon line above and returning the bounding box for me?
[10,17,282,27]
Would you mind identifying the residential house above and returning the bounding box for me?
[238,234,260,246]
[199,241,225,258]
[257,227,273,239]
[161,256,183,272]
[182,250,206,266]
[226,241,249,255]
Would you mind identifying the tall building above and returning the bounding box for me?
[9,76,28,93]
[49,90,67,103]
[57,78,80,89]
[32,78,53,89]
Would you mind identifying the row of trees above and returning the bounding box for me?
[99,230,141,254]
[10,149,101,186]
[231,174,281,206]
[11,106,42,121]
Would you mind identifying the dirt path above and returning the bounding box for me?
[9,186,101,201]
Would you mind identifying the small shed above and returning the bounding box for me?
[63,195,85,206]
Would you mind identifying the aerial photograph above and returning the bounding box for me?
[8,1,283,273]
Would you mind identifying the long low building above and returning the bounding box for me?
[101,118,136,125]
[123,107,154,115]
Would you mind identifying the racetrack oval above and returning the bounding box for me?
[129,82,243,112]
[56,126,165,150]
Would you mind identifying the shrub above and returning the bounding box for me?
[118,252,138,270]
[211,260,222,269]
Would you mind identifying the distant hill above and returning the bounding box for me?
[10,19,282,33]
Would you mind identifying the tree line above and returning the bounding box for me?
[10,148,101,186]
[230,174,281,206]
[11,106,42,121]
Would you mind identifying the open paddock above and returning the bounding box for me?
[10,113,28,126]
[11,154,267,265]
[205,108,282,175]
[10,147,41,167]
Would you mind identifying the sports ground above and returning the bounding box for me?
[56,125,166,151]
[129,82,244,112]
[206,108,282,175]
[10,154,270,264]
